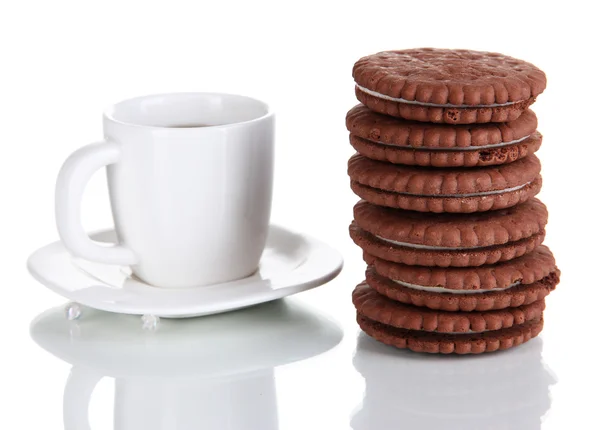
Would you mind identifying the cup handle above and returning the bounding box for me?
[63,366,103,430]
[55,141,137,265]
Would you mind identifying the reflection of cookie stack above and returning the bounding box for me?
[347,49,560,354]
[351,335,556,429]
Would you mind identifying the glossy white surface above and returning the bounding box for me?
[27,226,343,317]
[3,1,599,429]
[31,301,343,430]
[55,93,274,288]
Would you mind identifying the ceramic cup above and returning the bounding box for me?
[55,93,274,288]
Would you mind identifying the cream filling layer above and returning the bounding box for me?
[365,279,519,334]
[380,280,521,334]
[375,236,482,251]
[377,135,531,151]
[356,84,518,108]
[366,181,531,198]
[391,279,521,294]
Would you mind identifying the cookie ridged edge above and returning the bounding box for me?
[366,245,557,290]
[345,105,538,148]
[357,314,544,354]
[351,176,541,213]
[352,49,546,105]
[353,282,545,333]
[348,153,541,195]
[353,199,548,248]
[350,223,546,267]
[349,133,542,168]
[356,88,534,124]
[366,266,559,312]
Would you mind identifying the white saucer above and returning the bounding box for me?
[27,226,343,318]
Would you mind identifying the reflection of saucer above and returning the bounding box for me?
[27,226,343,317]
[352,333,556,430]
[31,300,343,430]
[31,299,343,378]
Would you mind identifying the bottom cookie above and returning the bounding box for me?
[357,314,543,354]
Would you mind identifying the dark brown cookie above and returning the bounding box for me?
[348,154,542,213]
[357,314,544,354]
[366,266,559,311]
[350,199,547,267]
[346,105,538,148]
[346,105,541,167]
[366,245,557,291]
[353,282,545,333]
[350,134,542,168]
[353,49,546,124]
[352,224,544,267]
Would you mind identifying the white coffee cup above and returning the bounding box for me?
[55,93,274,288]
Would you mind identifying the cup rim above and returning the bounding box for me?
[103,92,274,130]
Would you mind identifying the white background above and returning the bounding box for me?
[1,0,598,428]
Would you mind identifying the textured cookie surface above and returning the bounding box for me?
[357,314,543,354]
[352,49,546,124]
[366,245,557,291]
[353,282,545,333]
[349,133,542,167]
[346,105,538,148]
[356,86,533,124]
[349,154,541,212]
[353,199,547,248]
[366,266,559,311]
[351,223,545,267]
[353,49,547,105]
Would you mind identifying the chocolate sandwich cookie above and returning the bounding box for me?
[367,245,558,292]
[353,282,545,333]
[348,154,542,213]
[353,48,546,124]
[357,313,543,354]
[346,105,541,167]
[365,265,558,312]
[349,199,547,267]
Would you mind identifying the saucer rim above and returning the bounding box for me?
[27,225,343,318]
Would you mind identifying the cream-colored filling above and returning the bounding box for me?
[356,84,518,108]
[365,279,514,334]
[377,135,530,151]
[375,235,481,251]
[388,278,522,334]
[366,181,531,198]
[392,279,521,294]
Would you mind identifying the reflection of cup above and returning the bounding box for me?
[64,367,278,430]
[31,300,343,430]
[112,371,278,430]
[352,334,556,430]
[55,92,275,288]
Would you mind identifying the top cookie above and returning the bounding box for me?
[353,49,546,124]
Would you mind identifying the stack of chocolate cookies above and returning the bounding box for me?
[347,49,560,354]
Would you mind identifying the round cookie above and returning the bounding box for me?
[348,154,542,213]
[357,314,544,354]
[349,199,547,267]
[367,245,557,292]
[353,282,545,333]
[346,105,541,167]
[365,266,559,312]
[353,48,546,124]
